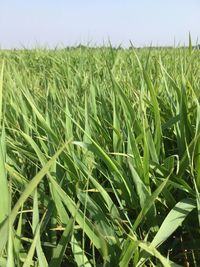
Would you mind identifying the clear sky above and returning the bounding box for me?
[0,0,199,48]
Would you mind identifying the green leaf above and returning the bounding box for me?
[152,198,196,248]
[0,127,9,224]
[71,235,92,267]
[49,218,74,267]
[0,142,69,254]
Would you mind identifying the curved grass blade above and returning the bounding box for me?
[0,142,69,254]
[152,198,196,248]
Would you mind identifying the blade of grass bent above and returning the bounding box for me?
[0,141,69,254]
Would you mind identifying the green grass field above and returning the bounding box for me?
[0,45,200,266]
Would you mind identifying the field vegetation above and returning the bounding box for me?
[0,44,200,266]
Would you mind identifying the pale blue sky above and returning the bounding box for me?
[0,0,199,48]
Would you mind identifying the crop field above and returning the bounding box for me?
[0,46,200,266]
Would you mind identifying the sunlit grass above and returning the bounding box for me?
[0,45,200,266]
